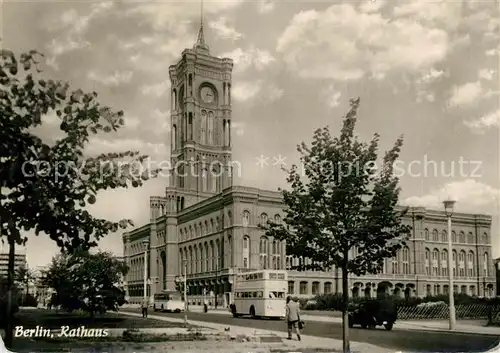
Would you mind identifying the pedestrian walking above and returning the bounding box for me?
[141,297,149,318]
[285,296,301,341]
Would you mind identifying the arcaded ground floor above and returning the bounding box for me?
[125,271,496,305]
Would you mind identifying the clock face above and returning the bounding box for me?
[200,86,215,103]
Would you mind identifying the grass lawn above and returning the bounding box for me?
[13,309,190,329]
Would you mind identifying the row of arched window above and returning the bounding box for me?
[424,248,489,277]
[179,236,233,275]
[424,229,489,245]
[179,214,228,242]
[128,241,148,256]
[128,257,146,282]
[242,235,283,270]
[242,211,282,227]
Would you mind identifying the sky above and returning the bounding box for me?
[0,0,499,268]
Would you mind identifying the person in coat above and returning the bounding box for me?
[285,296,301,341]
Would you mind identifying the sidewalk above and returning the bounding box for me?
[117,310,391,353]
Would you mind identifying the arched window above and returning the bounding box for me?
[468,251,474,277]
[204,243,209,271]
[459,251,466,277]
[200,110,207,144]
[441,230,447,243]
[452,250,457,276]
[204,220,208,235]
[452,231,457,243]
[402,247,410,274]
[242,236,249,268]
[207,112,214,144]
[172,124,177,150]
[202,168,209,192]
[274,214,281,224]
[242,211,250,227]
[189,247,193,274]
[424,229,429,240]
[391,254,398,274]
[259,236,268,269]
[459,231,465,243]
[441,250,448,276]
[467,232,474,244]
[484,252,489,276]
[260,213,268,225]
[211,166,217,192]
[432,229,439,241]
[432,249,439,276]
[483,233,489,244]
[425,248,430,275]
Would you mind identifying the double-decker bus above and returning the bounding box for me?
[230,270,287,319]
[152,291,184,313]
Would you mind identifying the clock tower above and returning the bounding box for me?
[166,20,234,212]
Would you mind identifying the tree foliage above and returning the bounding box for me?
[262,98,411,352]
[263,97,411,274]
[42,250,128,315]
[0,49,159,251]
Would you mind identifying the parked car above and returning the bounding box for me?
[348,298,397,330]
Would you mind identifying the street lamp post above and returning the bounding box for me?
[443,200,456,330]
[142,239,150,304]
[175,260,188,326]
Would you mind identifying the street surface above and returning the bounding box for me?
[122,309,499,352]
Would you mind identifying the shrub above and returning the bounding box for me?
[302,292,498,311]
[19,293,38,307]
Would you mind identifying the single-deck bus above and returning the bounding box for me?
[153,291,184,312]
[230,270,287,319]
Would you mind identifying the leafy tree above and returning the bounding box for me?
[43,250,128,317]
[262,98,411,353]
[0,49,158,347]
[15,266,35,299]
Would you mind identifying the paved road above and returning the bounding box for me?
[122,309,499,352]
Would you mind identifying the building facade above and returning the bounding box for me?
[0,252,26,278]
[122,24,496,305]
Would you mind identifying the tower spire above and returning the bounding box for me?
[194,0,209,53]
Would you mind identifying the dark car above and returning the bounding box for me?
[348,299,397,330]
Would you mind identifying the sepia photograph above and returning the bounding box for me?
[0,0,499,352]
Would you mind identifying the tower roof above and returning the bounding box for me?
[193,0,210,54]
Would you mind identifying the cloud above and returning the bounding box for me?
[403,179,499,215]
[464,108,500,133]
[358,0,387,13]
[257,0,275,14]
[123,1,244,32]
[231,122,246,136]
[415,68,446,103]
[46,2,114,58]
[221,47,275,73]
[232,81,261,102]
[87,70,133,87]
[479,69,496,81]
[486,47,500,56]
[209,17,243,41]
[447,81,484,108]
[322,85,342,108]
[392,0,463,31]
[140,81,170,97]
[276,4,450,81]
[231,81,283,103]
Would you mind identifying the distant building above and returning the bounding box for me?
[0,252,26,278]
[122,21,497,305]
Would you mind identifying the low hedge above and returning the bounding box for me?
[299,293,500,311]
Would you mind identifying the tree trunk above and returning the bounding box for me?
[4,237,16,349]
[342,264,350,353]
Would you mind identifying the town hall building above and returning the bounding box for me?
[122,23,496,307]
